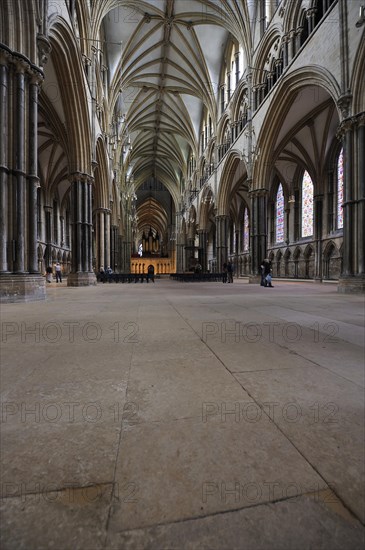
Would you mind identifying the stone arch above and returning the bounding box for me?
[232,82,248,123]
[304,244,315,278]
[275,249,283,277]
[254,67,341,190]
[198,187,215,231]
[293,246,301,278]
[217,115,231,145]
[217,153,247,215]
[351,32,365,113]
[94,138,110,209]
[284,249,291,277]
[323,241,341,280]
[48,19,92,174]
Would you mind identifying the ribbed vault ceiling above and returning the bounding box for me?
[103,0,250,192]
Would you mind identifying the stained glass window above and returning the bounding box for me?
[301,171,313,237]
[276,183,284,242]
[337,148,344,229]
[243,208,249,251]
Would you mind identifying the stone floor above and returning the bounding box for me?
[1,278,364,550]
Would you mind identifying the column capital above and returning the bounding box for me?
[13,58,29,74]
[357,111,365,127]
[336,115,358,140]
[249,188,268,198]
[29,69,43,87]
[93,207,111,215]
[337,92,353,119]
[306,7,317,18]
[69,171,94,184]
[37,34,52,68]
[0,47,11,66]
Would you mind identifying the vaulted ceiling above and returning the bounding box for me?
[103,0,251,196]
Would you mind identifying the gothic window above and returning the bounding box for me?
[243,208,249,251]
[301,171,314,237]
[337,148,344,229]
[276,183,284,242]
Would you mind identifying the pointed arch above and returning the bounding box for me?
[254,66,341,189]
[48,18,92,174]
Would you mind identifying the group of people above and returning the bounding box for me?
[99,264,155,282]
[45,261,274,287]
[45,262,62,283]
[222,259,274,287]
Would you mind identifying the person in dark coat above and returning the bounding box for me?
[147,264,155,283]
[222,262,228,283]
[260,258,274,287]
[227,261,233,283]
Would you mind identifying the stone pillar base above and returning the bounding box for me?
[0,273,46,303]
[338,276,365,294]
[248,275,261,284]
[67,272,97,287]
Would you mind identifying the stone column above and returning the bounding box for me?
[105,209,111,269]
[282,34,289,68]
[198,230,208,271]
[287,198,296,245]
[338,113,365,293]
[28,73,41,273]
[111,225,118,271]
[357,118,365,277]
[215,215,229,271]
[306,8,317,34]
[95,208,105,270]
[249,189,267,283]
[14,60,27,273]
[186,237,195,270]
[0,52,9,273]
[176,238,184,272]
[67,173,96,286]
[288,30,296,62]
[313,194,323,282]
[0,48,46,302]
[44,205,53,267]
[295,27,303,53]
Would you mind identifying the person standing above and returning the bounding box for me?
[222,262,228,283]
[46,265,53,283]
[147,264,155,283]
[55,262,62,283]
[227,261,233,283]
[261,258,274,287]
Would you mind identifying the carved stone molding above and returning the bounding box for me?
[337,92,352,119]
[37,34,51,68]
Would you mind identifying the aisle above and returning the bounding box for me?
[1,280,364,549]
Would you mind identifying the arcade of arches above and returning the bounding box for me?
[0,1,364,302]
